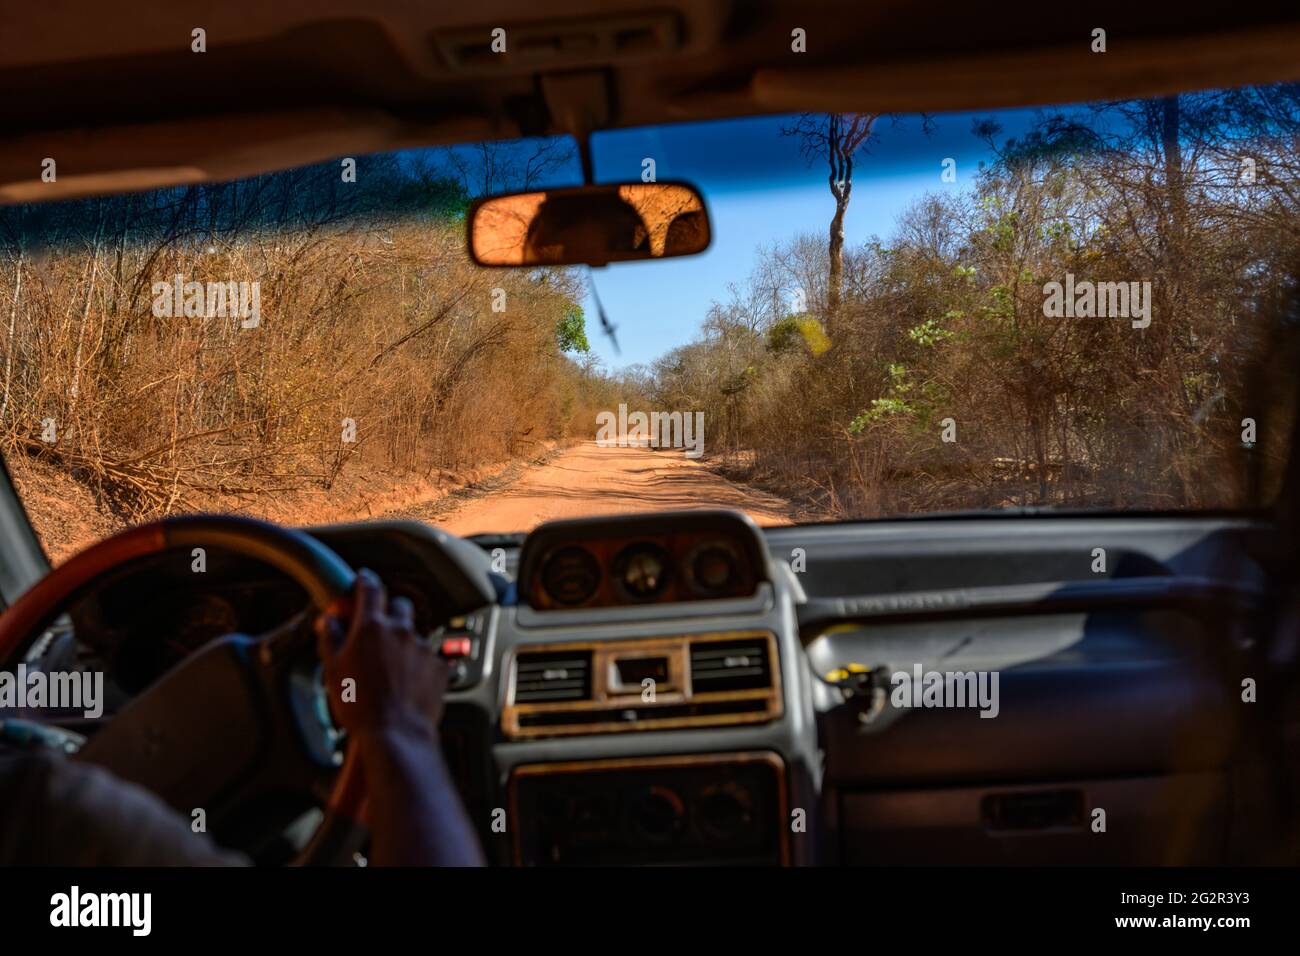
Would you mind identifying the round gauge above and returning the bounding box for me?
[540,546,602,605]
[612,543,671,600]
[688,541,741,594]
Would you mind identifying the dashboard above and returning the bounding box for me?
[61,508,1283,867]
[519,510,765,609]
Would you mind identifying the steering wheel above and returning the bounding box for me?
[0,514,367,866]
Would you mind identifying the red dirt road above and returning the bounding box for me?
[432,441,796,535]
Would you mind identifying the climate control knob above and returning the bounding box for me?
[695,781,754,843]
[627,785,685,843]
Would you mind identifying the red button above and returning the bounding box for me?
[440,637,472,658]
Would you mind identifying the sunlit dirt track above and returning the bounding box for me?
[417,441,796,535]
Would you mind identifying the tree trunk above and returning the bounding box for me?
[1161,95,1185,248]
[1,248,23,424]
[827,196,847,323]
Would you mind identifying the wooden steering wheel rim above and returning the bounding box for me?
[0,514,366,863]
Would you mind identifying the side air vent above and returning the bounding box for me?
[690,639,772,693]
[513,650,593,704]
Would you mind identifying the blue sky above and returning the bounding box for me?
[436,106,1045,369]
[577,108,1040,369]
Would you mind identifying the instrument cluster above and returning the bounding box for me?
[520,511,767,610]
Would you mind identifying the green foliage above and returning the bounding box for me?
[621,88,1300,515]
[907,316,954,347]
[979,284,1016,322]
[555,304,590,353]
[766,315,802,353]
[848,397,912,432]
[767,315,831,355]
[407,176,472,221]
[849,364,917,432]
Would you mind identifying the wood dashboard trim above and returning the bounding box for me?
[502,630,783,739]
[507,751,791,866]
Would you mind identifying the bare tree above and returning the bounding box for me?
[442,139,578,197]
[782,113,881,326]
[784,113,938,330]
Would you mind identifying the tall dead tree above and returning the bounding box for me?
[783,113,881,328]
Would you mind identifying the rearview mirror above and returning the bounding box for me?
[467,182,710,267]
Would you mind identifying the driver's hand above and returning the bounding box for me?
[314,568,448,738]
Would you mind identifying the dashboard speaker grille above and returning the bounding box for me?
[689,638,772,693]
[513,650,593,703]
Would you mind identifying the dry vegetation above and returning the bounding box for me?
[652,91,1300,517]
[0,156,632,561]
[5,90,1300,559]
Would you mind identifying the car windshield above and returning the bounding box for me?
[2,89,1298,562]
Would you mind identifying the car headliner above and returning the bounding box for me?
[2,1,1300,204]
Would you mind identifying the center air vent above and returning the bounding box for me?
[689,639,772,693]
[513,650,592,704]
[503,632,781,739]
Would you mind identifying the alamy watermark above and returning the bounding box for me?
[890,664,999,718]
[50,886,150,936]
[596,403,704,459]
[152,275,261,328]
[0,664,103,719]
[1042,273,1151,329]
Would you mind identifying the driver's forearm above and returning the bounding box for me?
[355,727,485,867]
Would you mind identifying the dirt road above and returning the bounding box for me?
[390,441,797,535]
